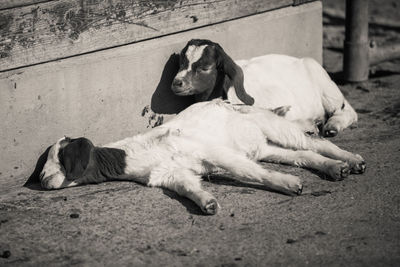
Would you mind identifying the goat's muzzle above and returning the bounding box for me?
[172,78,192,95]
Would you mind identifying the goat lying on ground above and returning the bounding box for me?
[37,100,365,215]
[171,39,358,137]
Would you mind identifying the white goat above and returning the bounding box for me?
[171,39,358,137]
[38,100,365,215]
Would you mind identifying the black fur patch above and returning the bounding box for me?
[341,102,345,110]
[58,137,127,182]
[93,147,127,179]
[182,39,254,105]
[25,137,127,186]
[214,42,254,105]
[58,138,93,181]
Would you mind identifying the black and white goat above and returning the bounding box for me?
[171,39,358,137]
[36,99,365,215]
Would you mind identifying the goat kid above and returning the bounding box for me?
[171,39,358,137]
[37,100,365,215]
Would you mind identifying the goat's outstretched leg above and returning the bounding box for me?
[258,145,350,181]
[305,138,365,174]
[148,166,219,215]
[205,147,303,195]
[247,113,365,174]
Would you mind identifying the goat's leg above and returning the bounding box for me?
[148,167,219,215]
[323,99,358,137]
[278,133,365,174]
[303,138,365,174]
[258,145,350,181]
[248,113,365,174]
[302,57,358,137]
[288,137,365,174]
[205,147,303,195]
[319,76,357,137]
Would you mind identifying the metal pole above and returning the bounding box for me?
[343,0,369,82]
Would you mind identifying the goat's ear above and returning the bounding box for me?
[215,44,254,105]
[24,145,52,186]
[59,138,93,181]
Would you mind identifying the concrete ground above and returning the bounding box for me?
[1,1,400,266]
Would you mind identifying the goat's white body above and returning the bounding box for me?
[106,102,267,186]
[41,100,365,214]
[105,100,363,202]
[228,54,357,133]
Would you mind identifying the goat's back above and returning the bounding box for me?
[162,101,266,156]
[231,54,331,122]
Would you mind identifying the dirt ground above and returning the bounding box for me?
[1,1,400,266]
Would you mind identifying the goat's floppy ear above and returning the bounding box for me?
[59,138,93,181]
[24,145,52,186]
[215,44,254,105]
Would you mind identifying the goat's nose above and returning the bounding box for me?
[172,78,183,87]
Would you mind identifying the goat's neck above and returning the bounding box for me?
[195,89,214,102]
[103,128,171,178]
[195,72,227,102]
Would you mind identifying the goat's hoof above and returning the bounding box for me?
[286,176,303,196]
[328,161,350,181]
[339,164,350,179]
[202,199,219,215]
[286,182,303,196]
[350,155,366,174]
[297,184,303,195]
[323,129,338,137]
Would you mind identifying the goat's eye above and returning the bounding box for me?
[199,67,211,72]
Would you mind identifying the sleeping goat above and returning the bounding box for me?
[171,39,358,137]
[36,99,365,215]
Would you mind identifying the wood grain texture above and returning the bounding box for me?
[0,0,293,71]
[0,0,55,10]
[293,0,318,5]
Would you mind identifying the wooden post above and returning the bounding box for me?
[343,0,369,82]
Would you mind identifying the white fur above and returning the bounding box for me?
[40,99,365,214]
[230,55,357,134]
[175,45,208,79]
[166,50,356,135]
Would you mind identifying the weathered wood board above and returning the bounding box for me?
[293,0,317,5]
[0,0,296,71]
[0,0,53,10]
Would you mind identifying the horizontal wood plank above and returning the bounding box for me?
[0,0,55,10]
[0,0,293,71]
[293,0,318,6]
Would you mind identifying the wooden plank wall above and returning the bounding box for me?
[293,0,317,5]
[0,0,301,72]
[0,0,51,10]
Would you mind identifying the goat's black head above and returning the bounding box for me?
[171,39,254,105]
[33,137,95,189]
[28,137,126,190]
